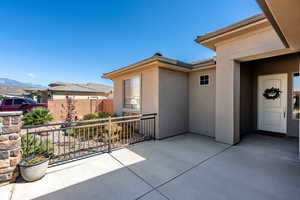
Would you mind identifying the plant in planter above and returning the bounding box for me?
[20,134,54,182]
[19,155,49,182]
[21,134,54,159]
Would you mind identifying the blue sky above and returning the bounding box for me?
[0,0,261,86]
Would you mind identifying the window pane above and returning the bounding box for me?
[26,98,37,104]
[124,77,140,110]
[14,99,25,105]
[200,75,209,85]
[4,99,13,105]
[292,73,300,120]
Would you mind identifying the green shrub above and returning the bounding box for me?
[66,121,123,142]
[66,125,104,139]
[83,112,116,121]
[22,107,53,126]
[21,134,54,159]
[83,114,98,120]
[97,112,110,119]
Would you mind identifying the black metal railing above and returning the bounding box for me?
[21,113,156,166]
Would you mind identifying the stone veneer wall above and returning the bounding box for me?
[0,111,22,186]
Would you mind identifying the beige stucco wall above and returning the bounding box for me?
[215,25,286,144]
[112,66,159,115]
[158,68,188,138]
[188,68,216,137]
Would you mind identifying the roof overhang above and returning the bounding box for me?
[256,0,300,50]
[195,14,270,51]
[101,56,192,79]
[102,56,216,79]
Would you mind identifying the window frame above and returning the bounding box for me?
[123,76,141,111]
[199,74,210,86]
[292,72,300,120]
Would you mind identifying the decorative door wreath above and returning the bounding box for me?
[263,87,281,100]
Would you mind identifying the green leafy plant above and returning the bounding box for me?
[21,134,54,159]
[83,114,98,120]
[83,112,115,121]
[97,112,110,119]
[0,95,4,101]
[68,112,120,140]
[22,107,53,126]
[67,125,103,139]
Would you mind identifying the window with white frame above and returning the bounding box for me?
[123,76,140,110]
[292,72,299,120]
[200,75,209,86]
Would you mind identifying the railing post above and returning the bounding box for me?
[108,116,112,153]
[153,114,156,140]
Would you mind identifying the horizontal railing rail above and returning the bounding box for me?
[21,113,157,166]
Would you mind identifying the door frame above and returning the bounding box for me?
[257,73,288,134]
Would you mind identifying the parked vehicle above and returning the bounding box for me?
[0,97,47,113]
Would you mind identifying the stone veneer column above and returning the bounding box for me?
[0,111,22,186]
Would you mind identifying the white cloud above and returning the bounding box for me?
[27,73,36,79]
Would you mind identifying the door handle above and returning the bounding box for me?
[283,111,286,118]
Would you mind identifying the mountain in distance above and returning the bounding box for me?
[0,78,45,88]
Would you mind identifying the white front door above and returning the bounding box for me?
[258,74,287,133]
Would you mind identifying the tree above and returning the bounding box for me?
[61,97,77,122]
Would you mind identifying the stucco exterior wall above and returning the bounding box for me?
[188,68,216,137]
[158,68,188,138]
[215,25,286,144]
[112,66,159,116]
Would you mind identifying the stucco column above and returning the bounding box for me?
[0,111,22,186]
[215,58,240,145]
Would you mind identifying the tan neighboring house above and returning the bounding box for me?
[102,1,300,156]
[33,82,113,103]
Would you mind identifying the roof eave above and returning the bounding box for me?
[102,56,192,80]
[195,14,268,51]
[256,0,290,48]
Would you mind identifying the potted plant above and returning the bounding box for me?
[20,129,54,182]
[19,155,49,182]
[20,107,54,182]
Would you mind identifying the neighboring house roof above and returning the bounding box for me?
[102,54,216,79]
[47,82,113,94]
[195,14,266,43]
[80,83,113,93]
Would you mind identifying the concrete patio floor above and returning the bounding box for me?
[2,133,300,200]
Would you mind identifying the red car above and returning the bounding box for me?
[0,97,47,113]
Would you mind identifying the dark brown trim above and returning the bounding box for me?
[256,0,289,48]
